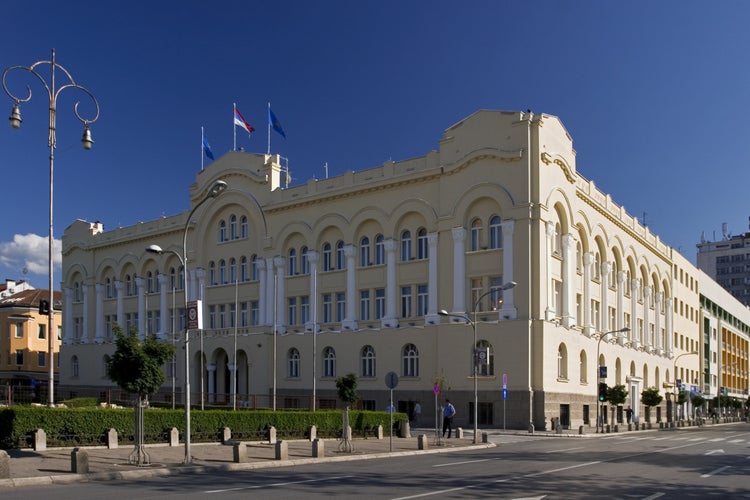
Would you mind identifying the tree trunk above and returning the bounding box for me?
[128,396,150,466]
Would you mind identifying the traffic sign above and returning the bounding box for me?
[599,366,607,378]
[385,371,399,389]
[433,384,440,395]
[502,388,508,400]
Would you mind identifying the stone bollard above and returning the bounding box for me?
[528,422,535,434]
[0,450,9,479]
[614,425,619,433]
[376,425,384,440]
[268,426,277,444]
[482,431,489,443]
[223,427,232,444]
[169,427,179,446]
[313,438,325,457]
[455,427,464,439]
[556,422,563,434]
[233,442,247,463]
[399,420,411,438]
[628,423,633,431]
[275,440,288,460]
[33,429,47,451]
[107,428,118,449]
[309,425,317,442]
[71,448,89,474]
[578,425,585,435]
[418,434,428,450]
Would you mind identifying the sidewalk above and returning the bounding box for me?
[0,431,489,488]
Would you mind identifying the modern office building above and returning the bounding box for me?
[697,224,750,307]
[60,109,743,430]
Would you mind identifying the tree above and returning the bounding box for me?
[106,324,174,465]
[607,385,628,425]
[691,394,705,418]
[335,373,359,453]
[641,387,663,423]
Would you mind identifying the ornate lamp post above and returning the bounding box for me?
[2,49,99,406]
[439,281,516,444]
[595,327,630,432]
[147,179,227,464]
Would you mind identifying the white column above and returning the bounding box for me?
[630,279,640,349]
[306,251,319,332]
[343,244,358,330]
[63,287,74,344]
[616,272,626,345]
[158,274,168,339]
[545,221,556,321]
[665,296,673,357]
[382,238,398,328]
[451,227,467,315]
[136,277,146,339]
[561,233,575,328]
[266,257,275,326]
[500,220,517,320]
[643,286,652,350]
[654,292,663,355]
[582,253,594,337]
[601,262,611,332]
[257,258,267,326]
[115,281,124,330]
[425,232,440,324]
[81,283,89,344]
[207,363,216,403]
[274,256,286,334]
[94,283,104,344]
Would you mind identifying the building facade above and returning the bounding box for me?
[60,110,745,429]
[0,280,61,402]
[697,226,750,307]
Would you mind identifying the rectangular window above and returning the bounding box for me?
[401,286,412,318]
[360,290,371,321]
[229,303,236,328]
[38,352,46,367]
[323,294,332,323]
[417,284,428,317]
[219,304,226,329]
[288,297,297,325]
[251,301,259,326]
[38,324,46,340]
[471,278,483,310]
[15,349,23,366]
[209,305,216,329]
[375,288,385,319]
[241,302,248,327]
[336,292,346,322]
[300,296,310,325]
[15,323,23,338]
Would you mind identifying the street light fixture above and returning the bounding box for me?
[672,350,699,423]
[595,327,630,433]
[439,280,517,444]
[146,179,228,464]
[2,49,100,406]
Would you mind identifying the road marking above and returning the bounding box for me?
[544,446,584,454]
[704,449,724,456]
[728,439,744,444]
[642,494,665,500]
[688,437,705,441]
[433,458,493,467]
[651,437,671,441]
[205,475,353,493]
[701,465,731,478]
[708,437,726,442]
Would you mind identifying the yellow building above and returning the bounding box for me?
[0,282,61,403]
[60,109,743,429]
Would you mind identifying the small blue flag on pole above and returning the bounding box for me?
[202,135,215,160]
[268,107,286,139]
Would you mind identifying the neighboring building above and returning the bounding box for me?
[59,109,745,429]
[696,224,750,307]
[0,282,62,402]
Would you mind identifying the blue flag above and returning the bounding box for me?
[202,135,214,160]
[268,107,286,139]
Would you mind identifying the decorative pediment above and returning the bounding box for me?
[541,152,576,184]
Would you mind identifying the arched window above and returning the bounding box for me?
[557,343,568,380]
[322,243,332,271]
[361,345,376,377]
[240,256,248,282]
[105,278,112,299]
[288,248,297,276]
[287,348,300,378]
[553,222,562,255]
[178,265,185,290]
[336,240,345,270]
[71,355,79,378]
[489,216,502,249]
[360,237,370,267]
[402,343,419,377]
[301,246,310,274]
[251,255,259,281]
[417,228,428,259]
[323,347,336,378]
[579,350,588,383]
[209,262,216,286]
[147,272,154,293]
[169,268,176,289]
[400,230,411,262]
[219,260,226,284]
[229,258,237,283]
[375,235,385,265]
[240,215,248,239]
[229,215,237,240]
[125,275,132,296]
[219,220,227,242]
[470,218,482,251]
[476,340,494,376]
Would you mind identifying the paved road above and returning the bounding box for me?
[2,424,748,499]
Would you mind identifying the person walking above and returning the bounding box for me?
[442,399,456,438]
[625,406,633,424]
[413,401,422,426]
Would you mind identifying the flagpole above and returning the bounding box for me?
[233,102,237,152]
[201,126,205,171]
[267,101,271,155]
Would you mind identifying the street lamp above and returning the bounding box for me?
[439,281,517,444]
[595,327,630,433]
[2,50,100,406]
[146,179,227,464]
[672,350,698,423]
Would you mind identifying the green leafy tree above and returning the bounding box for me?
[335,373,359,453]
[607,385,628,425]
[641,386,663,423]
[106,324,174,465]
[691,394,705,418]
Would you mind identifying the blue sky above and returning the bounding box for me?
[2,0,750,289]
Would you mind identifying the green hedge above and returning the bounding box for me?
[0,407,406,449]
